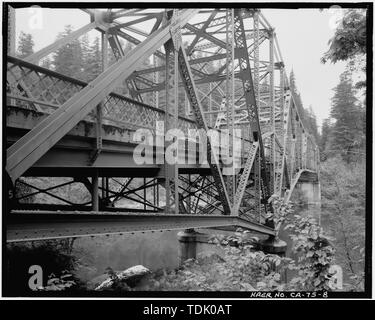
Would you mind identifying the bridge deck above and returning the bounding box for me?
[7,105,253,176]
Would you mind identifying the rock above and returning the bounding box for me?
[94,265,150,291]
[86,274,108,290]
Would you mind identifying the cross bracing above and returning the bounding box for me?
[5,7,319,242]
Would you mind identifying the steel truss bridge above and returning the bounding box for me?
[5,7,320,243]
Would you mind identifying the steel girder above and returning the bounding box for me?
[7,211,275,243]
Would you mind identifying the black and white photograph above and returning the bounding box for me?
[1,1,372,303]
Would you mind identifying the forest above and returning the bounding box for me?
[10,8,367,292]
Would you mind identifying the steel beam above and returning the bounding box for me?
[107,32,143,102]
[184,23,226,49]
[186,11,217,55]
[225,9,235,203]
[233,142,259,215]
[269,31,275,193]
[176,40,232,215]
[6,9,198,183]
[92,171,99,211]
[163,10,180,214]
[7,211,275,242]
[233,9,271,208]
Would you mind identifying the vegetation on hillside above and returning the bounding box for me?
[318,8,367,291]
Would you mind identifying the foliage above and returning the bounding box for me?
[322,9,367,95]
[266,194,294,237]
[320,155,365,291]
[83,36,102,81]
[320,9,367,162]
[134,196,337,292]
[319,69,365,161]
[5,239,83,294]
[321,9,366,64]
[284,214,335,291]
[14,178,34,203]
[17,31,34,58]
[329,71,364,159]
[136,235,288,291]
[53,25,85,79]
[319,118,332,159]
[14,177,91,206]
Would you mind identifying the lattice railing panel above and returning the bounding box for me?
[7,56,200,135]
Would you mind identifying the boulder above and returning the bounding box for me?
[94,265,150,291]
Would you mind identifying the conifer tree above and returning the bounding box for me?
[289,70,305,121]
[53,25,84,79]
[83,36,102,81]
[17,31,34,58]
[330,71,363,158]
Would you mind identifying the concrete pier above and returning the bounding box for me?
[295,181,321,208]
[259,236,287,256]
[177,229,209,263]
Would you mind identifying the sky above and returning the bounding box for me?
[14,7,348,131]
[263,9,347,130]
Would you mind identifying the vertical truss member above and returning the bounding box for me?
[164,9,180,214]
[252,9,262,217]
[232,9,273,225]
[107,32,144,102]
[269,30,276,193]
[274,62,285,196]
[225,9,236,205]
[172,12,232,215]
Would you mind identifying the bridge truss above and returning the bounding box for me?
[5,7,320,242]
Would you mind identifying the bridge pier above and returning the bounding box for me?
[259,236,287,256]
[259,236,288,282]
[177,229,209,264]
[92,171,99,211]
[295,181,321,208]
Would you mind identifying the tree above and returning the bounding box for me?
[17,31,34,58]
[289,70,305,122]
[82,36,102,82]
[304,105,320,144]
[322,9,367,90]
[53,25,84,79]
[319,118,332,156]
[330,71,364,159]
[322,9,366,64]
